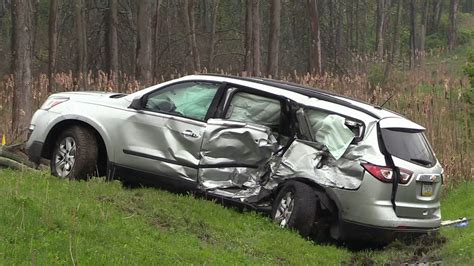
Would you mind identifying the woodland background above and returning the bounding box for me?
[0,0,472,183]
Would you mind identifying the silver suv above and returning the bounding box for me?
[26,75,443,242]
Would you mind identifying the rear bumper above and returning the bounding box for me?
[26,141,44,164]
[338,219,439,242]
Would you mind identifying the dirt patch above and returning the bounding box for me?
[343,232,447,265]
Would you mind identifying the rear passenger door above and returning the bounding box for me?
[198,87,290,189]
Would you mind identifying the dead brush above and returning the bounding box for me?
[0,68,471,184]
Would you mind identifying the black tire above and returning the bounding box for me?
[50,125,98,179]
[271,181,318,237]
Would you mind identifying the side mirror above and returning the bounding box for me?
[129,96,143,110]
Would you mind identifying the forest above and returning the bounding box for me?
[0,0,473,183]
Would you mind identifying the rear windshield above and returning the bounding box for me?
[381,129,436,167]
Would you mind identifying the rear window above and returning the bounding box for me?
[381,129,436,167]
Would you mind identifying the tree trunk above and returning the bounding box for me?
[48,0,59,93]
[183,0,201,72]
[393,0,403,61]
[74,0,87,90]
[267,0,280,78]
[308,0,322,75]
[136,0,153,86]
[244,0,253,74]
[106,0,119,82]
[347,0,354,50]
[251,0,261,76]
[431,0,442,33]
[409,0,416,69]
[188,0,201,72]
[11,0,34,140]
[420,0,429,65]
[208,0,219,72]
[376,0,386,59]
[448,0,459,50]
[384,0,402,81]
[354,0,359,53]
[153,0,162,81]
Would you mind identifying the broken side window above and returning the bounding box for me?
[305,109,355,160]
[225,92,282,132]
[145,82,220,121]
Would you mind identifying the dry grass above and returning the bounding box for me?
[0,66,472,184]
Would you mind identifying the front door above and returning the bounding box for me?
[115,81,221,184]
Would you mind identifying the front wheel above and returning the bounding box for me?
[51,125,98,179]
[271,181,318,237]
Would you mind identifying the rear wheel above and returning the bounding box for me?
[51,126,98,179]
[271,181,318,237]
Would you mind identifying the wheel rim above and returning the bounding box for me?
[274,191,295,228]
[54,136,77,177]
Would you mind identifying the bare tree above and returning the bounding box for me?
[376,0,390,59]
[393,0,403,61]
[430,0,443,33]
[106,0,119,81]
[448,0,459,50]
[308,0,322,75]
[384,0,402,81]
[153,0,163,81]
[48,0,59,93]
[188,0,201,72]
[184,0,201,72]
[136,0,153,85]
[267,0,281,78]
[74,0,87,90]
[409,0,416,68]
[420,0,429,65]
[11,0,34,139]
[208,0,219,72]
[244,0,253,74]
[251,0,261,76]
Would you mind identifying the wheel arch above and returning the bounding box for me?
[274,177,340,216]
[42,118,111,176]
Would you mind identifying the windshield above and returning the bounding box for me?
[381,129,436,167]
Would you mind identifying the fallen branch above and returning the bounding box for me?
[0,145,39,171]
[0,147,37,169]
[0,157,38,171]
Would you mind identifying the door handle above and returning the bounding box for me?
[181,130,199,138]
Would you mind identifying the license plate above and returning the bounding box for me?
[422,183,433,196]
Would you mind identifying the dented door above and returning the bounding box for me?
[198,119,278,189]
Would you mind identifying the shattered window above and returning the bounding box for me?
[225,92,281,129]
[305,109,355,160]
[145,82,220,121]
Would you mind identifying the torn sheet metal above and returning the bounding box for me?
[271,140,369,190]
[306,110,355,160]
[198,119,277,189]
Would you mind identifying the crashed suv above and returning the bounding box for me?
[26,75,443,242]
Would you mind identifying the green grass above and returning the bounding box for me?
[0,168,472,265]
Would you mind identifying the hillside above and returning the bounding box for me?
[0,168,472,264]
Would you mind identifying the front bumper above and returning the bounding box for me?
[26,141,44,164]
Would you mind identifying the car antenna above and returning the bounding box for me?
[377,94,394,109]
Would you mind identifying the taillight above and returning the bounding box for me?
[361,163,413,184]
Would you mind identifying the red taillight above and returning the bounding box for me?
[361,163,413,184]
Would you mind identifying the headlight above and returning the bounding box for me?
[40,96,69,110]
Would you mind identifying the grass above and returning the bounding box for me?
[0,168,472,265]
